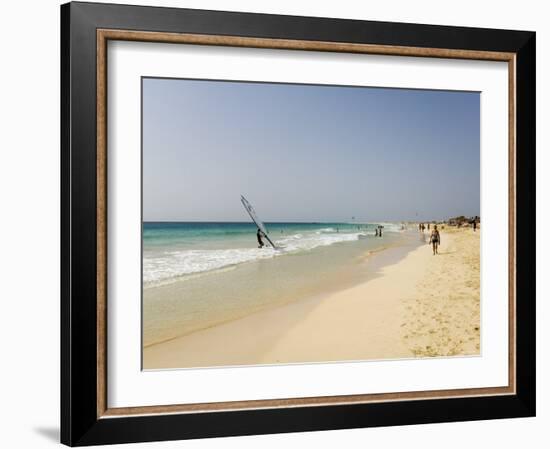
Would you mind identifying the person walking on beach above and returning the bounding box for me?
[256,228,265,248]
[378,226,383,237]
[429,225,441,255]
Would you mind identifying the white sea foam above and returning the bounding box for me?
[143,247,277,286]
[143,230,364,287]
[377,222,406,233]
[315,227,336,234]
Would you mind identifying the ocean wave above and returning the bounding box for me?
[143,247,277,287]
[144,230,364,287]
[315,227,336,234]
[377,222,406,233]
[276,231,359,252]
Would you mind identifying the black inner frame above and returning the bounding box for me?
[61,2,536,446]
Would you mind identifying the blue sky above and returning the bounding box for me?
[143,78,480,222]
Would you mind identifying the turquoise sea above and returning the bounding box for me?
[143,221,392,286]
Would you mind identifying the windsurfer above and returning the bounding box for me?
[257,228,265,248]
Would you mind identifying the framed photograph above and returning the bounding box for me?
[61,2,535,446]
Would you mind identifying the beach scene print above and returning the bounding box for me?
[142,78,480,369]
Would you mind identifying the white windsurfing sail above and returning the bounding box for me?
[240,195,277,248]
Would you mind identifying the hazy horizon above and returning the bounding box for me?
[143,78,480,222]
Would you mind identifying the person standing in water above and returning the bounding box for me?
[256,228,265,248]
[429,225,441,255]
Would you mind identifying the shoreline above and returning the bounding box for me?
[142,229,413,347]
[143,227,480,369]
[143,240,418,369]
[143,237,417,349]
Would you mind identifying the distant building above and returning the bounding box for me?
[447,215,480,227]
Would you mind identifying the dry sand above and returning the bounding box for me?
[402,227,480,357]
[143,227,480,369]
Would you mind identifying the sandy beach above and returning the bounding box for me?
[143,226,480,369]
[402,226,480,357]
